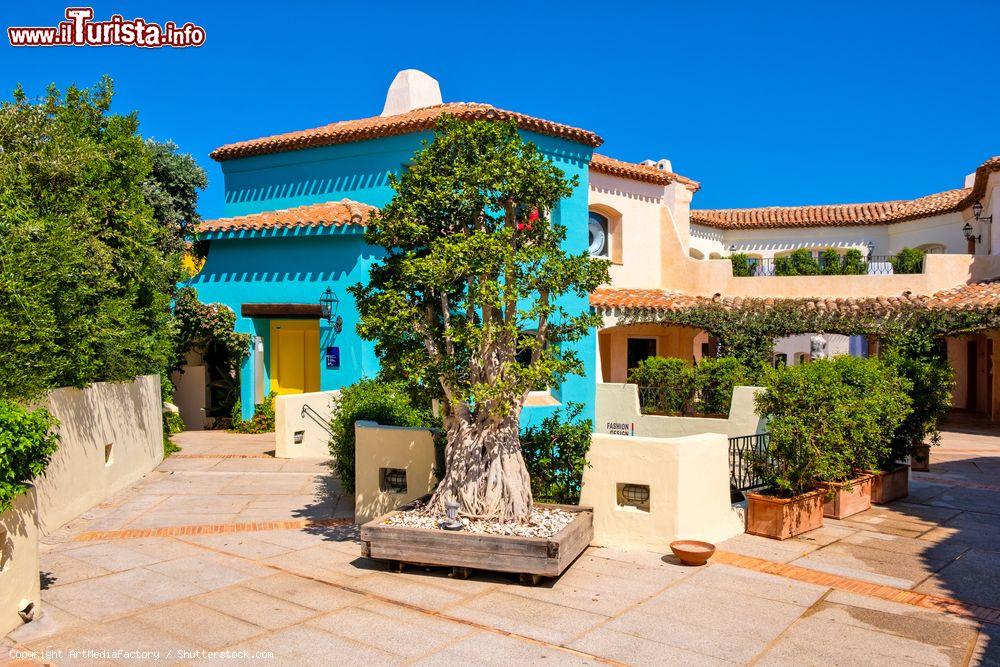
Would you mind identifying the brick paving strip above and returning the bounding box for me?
[71,517,353,541]
[169,453,275,459]
[713,549,1000,625]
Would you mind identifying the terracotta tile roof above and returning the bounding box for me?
[690,156,1000,230]
[589,154,700,192]
[591,280,1000,315]
[210,103,602,161]
[926,280,1000,310]
[197,199,375,234]
[690,189,970,230]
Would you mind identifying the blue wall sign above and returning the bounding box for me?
[326,346,340,369]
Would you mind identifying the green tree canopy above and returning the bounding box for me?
[351,116,609,522]
[0,77,189,401]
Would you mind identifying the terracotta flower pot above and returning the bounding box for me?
[746,489,825,540]
[910,445,931,472]
[870,465,909,504]
[818,474,874,519]
[670,540,716,565]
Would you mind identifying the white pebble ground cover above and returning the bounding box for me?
[382,501,575,538]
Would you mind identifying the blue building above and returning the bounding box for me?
[190,70,603,426]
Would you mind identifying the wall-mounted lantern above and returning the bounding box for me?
[866,241,875,257]
[973,200,992,225]
[963,222,981,245]
[319,287,343,333]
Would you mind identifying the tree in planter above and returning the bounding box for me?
[351,117,609,523]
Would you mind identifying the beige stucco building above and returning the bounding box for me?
[586,153,1000,421]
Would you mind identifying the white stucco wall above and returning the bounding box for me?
[34,375,164,535]
[354,421,438,524]
[274,390,338,459]
[595,383,765,438]
[0,488,40,637]
[580,432,745,551]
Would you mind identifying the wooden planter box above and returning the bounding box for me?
[360,502,593,583]
[818,474,873,519]
[910,445,931,472]
[745,489,824,540]
[870,465,909,504]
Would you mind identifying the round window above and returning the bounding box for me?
[589,212,609,257]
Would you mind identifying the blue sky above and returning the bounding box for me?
[2,1,997,219]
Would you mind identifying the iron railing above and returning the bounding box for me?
[300,404,334,438]
[637,386,690,416]
[728,432,771,498]
[732,254,923,277]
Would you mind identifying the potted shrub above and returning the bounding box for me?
[811,357,911,518]
[746,364,832,539]
[880,335,954,477]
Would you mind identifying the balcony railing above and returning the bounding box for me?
[731,254,924,277]
[728,432,772,498]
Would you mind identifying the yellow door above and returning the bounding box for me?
[269,319,320,395]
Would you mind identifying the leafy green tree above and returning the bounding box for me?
[142,139,208,259]
[730,253,753,277]
[774,249,820,276]
[841,249,867,275]
[351,116,609,522]
[695,356,750,415]
[0,78,178,401]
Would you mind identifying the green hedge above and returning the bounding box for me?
[629,356,751,415]
[520,403,592,505]
[754,356,911,496]
[230,392,277,434]
[0,401,59,513]
[329,380,428,494]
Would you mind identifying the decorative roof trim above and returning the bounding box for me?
[690,156,999,230]
[197,199,375,235]
[590,280,1000,315]
[210,103,602,161]
[589,154,700,192]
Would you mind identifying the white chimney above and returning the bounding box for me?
[381,69,442,116]
[642,158,673,173]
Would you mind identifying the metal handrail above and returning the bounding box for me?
[300,403,334,438]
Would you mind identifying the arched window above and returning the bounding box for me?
[589,212,609,258]
[917,243,946,254]
[689,248,705,260]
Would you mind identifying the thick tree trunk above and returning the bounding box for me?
[428,405,533,523]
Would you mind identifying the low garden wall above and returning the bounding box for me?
[595,383,765,438]
[35,374,163,534]
[0,488,40,636]
[354,421,438,524]
[580,432,744,551]
[274,390,338,459]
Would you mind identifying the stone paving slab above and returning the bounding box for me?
[7,426,1000,666]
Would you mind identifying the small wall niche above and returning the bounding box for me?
[616,483,651,512]
[379,468,408,494]
[104,443,114,466]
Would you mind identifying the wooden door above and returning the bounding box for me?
[269,319,320,395]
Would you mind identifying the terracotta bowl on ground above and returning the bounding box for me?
[669,540,716,566]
